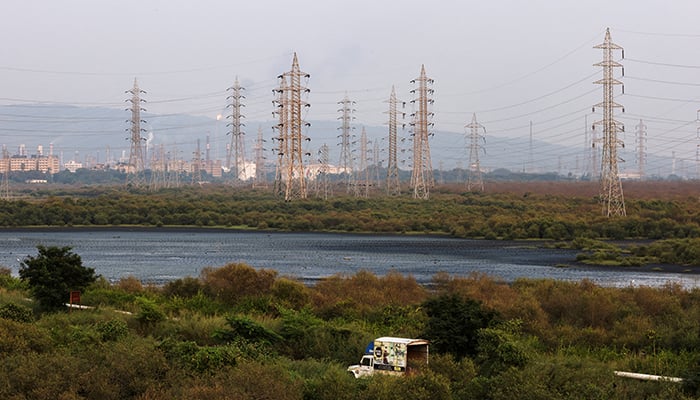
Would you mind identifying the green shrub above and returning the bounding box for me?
[0,267,26,291]
[214,314,282,345]
[158,338,237,374]
[0,302,33,323]
[95,319,129,341]
[135,296,166,326]
[163,276,204,298]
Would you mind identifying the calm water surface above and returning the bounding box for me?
[0,229,697,288]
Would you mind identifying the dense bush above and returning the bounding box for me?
[201,263,277,305]
[4,183,700,243]
[0,302,34,323]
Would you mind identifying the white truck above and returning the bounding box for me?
[347,337,429,378]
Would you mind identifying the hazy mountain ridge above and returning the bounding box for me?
[0,104,672,177]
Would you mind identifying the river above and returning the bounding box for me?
[0,228,697,288]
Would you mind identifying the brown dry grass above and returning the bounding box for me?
[437,180,700,200]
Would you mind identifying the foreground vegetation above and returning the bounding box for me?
[2,262,700,399]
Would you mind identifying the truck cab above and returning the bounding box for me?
[347,354,374,378]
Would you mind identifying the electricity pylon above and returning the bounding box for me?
[465,113,486,191]
[192,139,202,185]
[253,126,267,188]
[150,144,166,190]
[227,77,246,183]
[275,53,310,201]
[635,119,647,180]
[385,86,403,196]
[126,78,147,188]
[357,127,369,198]
[409,65,434,200]
[317,143,330,199]
[593,28,626,217]
[372,140,381,191]
[337,94,355,193]
[272,75,288,197]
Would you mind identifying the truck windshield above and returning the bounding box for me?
[361,357,371,366]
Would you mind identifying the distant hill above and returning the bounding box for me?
[0,104,673,177]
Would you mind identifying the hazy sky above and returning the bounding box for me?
[2,0,700,173]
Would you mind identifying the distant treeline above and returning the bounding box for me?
[2,184,699,243]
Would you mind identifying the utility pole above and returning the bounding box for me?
[592,28,626,217]
[253,126,267,188]
[275,53,310,201]
[337,94,355,193]
[635,119,647,180]
[227,77,246,183]
[126,78,147,189]
[465,113,486,192]
[385,86,403,196]
[409,65,434,200]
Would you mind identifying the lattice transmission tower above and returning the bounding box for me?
[253,126,267,188]
[409,65,434,200]
[316,143,331,199]
[592,28,626,217]
[150,144,167,190]
[357,127,370,198]
[192,139,202,185]
[126,78,147,188]
[337,94,356,193]
[465,113,486,191]
[272,75,288,197]
[635,119,647,180]
[273,53,310,201]
[226,77,246,183]
[372,140,381,191]
[385,86,403,196]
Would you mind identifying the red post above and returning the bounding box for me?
[69,291,81,311]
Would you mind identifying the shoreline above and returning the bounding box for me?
[2,226,696,277]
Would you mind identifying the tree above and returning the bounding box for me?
[422,293,497,359]
[19,245,96,311]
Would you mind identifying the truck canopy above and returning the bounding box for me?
[373,337,429,373]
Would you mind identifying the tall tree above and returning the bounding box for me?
[19,245,96,311]
[422,293,497,359]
